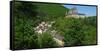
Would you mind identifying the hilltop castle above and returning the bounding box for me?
[65,7,86,18]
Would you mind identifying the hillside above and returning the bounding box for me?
[13,2,69,49]
[14,2,69,22]
[31,3,69,21]
[12,2,96,49]
[33,3,69,17]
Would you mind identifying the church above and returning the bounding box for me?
[65,7,86,18]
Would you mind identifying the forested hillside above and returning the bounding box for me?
[12,2,97,50]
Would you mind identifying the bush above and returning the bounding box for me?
[37,32,58,48]
[54,18,84,46]
[53,17,96,46]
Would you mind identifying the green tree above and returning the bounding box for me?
[54,18,85,46]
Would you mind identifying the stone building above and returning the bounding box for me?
[65,7,86,18]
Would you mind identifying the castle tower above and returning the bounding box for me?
[68,7,78,15]
[65,7,86,18]
[65,7,79,18]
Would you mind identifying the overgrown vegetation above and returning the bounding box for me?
[12,2,97,49]
[54,17,96,46]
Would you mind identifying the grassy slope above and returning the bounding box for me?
[13,2,69,49]
[33,3,69,17]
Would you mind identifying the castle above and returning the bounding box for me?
[65,7,86,18]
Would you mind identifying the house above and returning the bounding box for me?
[65,7,86,18]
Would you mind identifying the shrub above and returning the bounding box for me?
[37,32,58,48]
[54,18,85,46]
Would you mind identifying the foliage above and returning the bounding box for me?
[13,2,64,49]
[53,17,97,46]
[81,25,96,45]
[12,1,97,49]
[84,16,96,27]
[54,18,84,46]
[37,32,58,48]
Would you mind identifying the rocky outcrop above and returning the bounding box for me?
[34,21,64,46]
